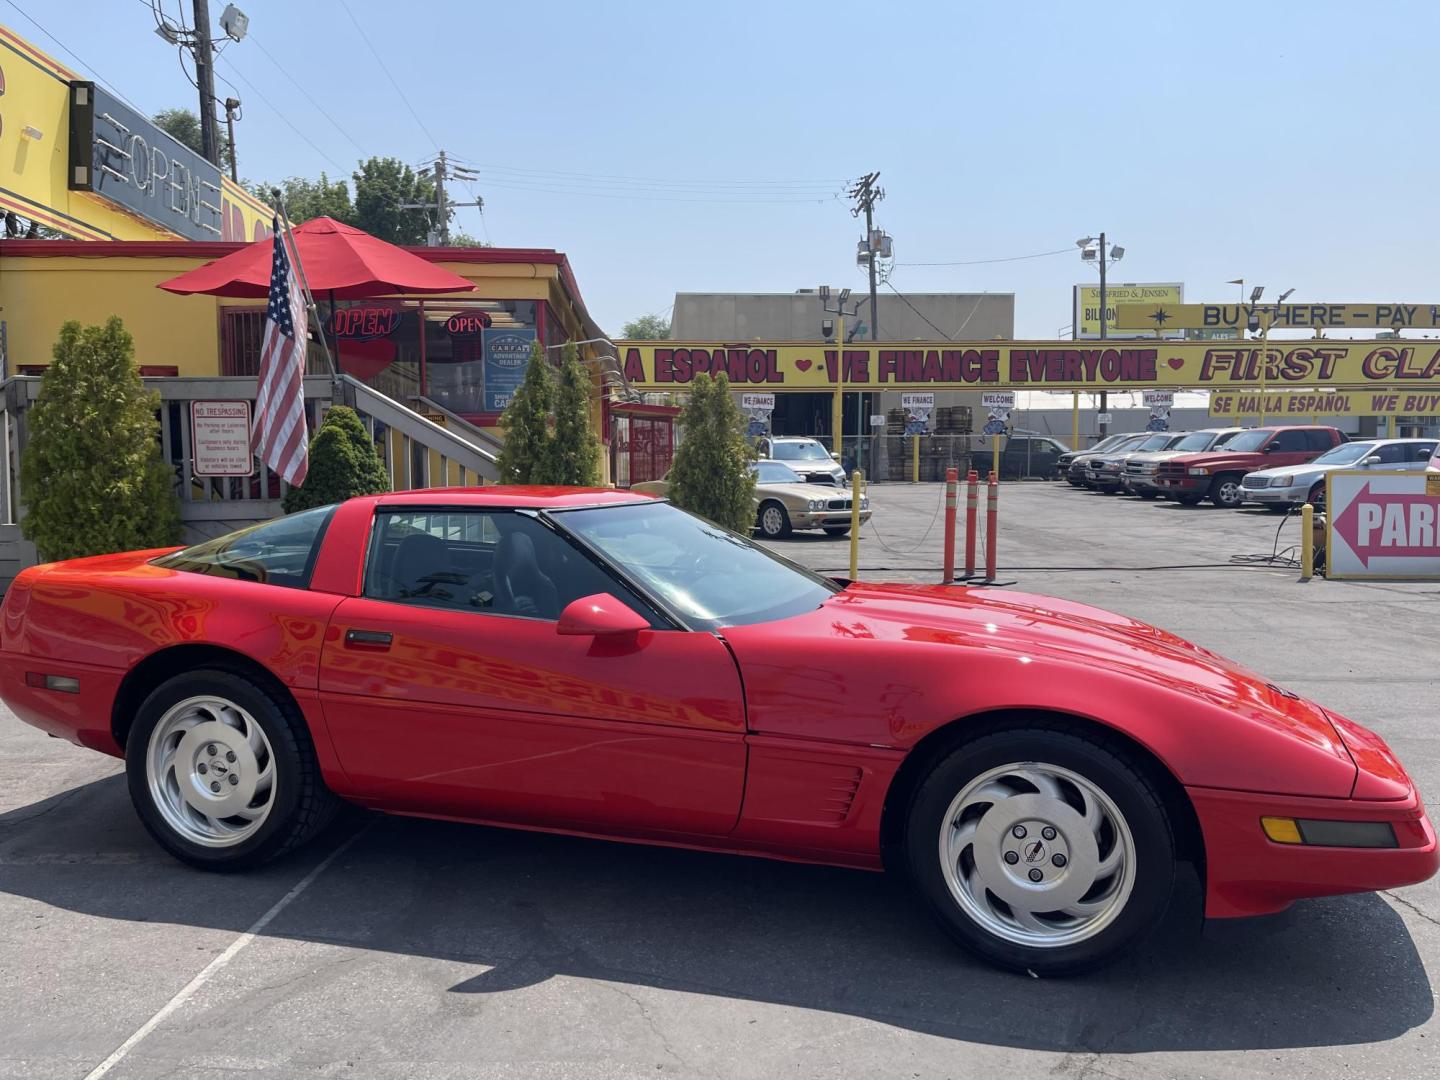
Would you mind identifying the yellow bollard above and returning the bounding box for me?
[849,470,863,580]
[911,435,920,483]
[991,438,1000,483]
[1300,502,1314,581]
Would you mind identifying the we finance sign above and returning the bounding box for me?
[618,340,1440,392]
[1327,472,1440,580]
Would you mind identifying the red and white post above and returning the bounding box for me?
[942,467,958,584]
[964,469,979,579]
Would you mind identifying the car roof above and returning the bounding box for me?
[373,487,652,510]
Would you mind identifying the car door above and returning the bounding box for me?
[1264,429,1313,466]
[1404,441,1438,470]
[1362,442,1412,473]
[317,506,748,838]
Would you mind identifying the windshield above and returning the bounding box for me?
[1135,434,1174,451]
[755,461,804,484]
[1222,429,1276,452]
[1088,435,1127,453]
[771,440,833,462]
[555,501,838,630]
[1311,442,1373,465]
[1172,432,1218,451]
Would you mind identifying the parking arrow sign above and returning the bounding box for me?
[1332,482,1440,568]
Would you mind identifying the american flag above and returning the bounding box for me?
[251,218,310,487]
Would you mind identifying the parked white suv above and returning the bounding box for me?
[1242,438,1437,510]
[753,436,848,485]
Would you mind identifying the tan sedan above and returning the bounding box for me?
[632,459,872,538]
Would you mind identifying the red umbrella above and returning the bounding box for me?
[157,217,476,299]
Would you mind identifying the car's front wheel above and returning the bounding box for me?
[905,727,1175,976]
[757,501,792,539]
[1308,482,1325,511]
[1208,474,1245,508]
[126,668,340,870]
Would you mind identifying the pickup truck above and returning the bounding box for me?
[1152,426,1346,507]
[1123,427,1245,499]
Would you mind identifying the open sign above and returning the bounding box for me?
[330,306,402,340]
[446,312,493,337]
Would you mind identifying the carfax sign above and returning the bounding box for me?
[482,329,536,412]
[1325,471,1440,580]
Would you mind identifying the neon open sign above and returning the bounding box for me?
[445,312,493,336]
[329,306,402,339]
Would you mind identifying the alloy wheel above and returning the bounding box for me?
[145,695,276,848]
[937,761,1136,948]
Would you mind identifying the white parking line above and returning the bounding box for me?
[82,829,366,1080]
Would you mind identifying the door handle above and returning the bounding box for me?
[345,628,393,649]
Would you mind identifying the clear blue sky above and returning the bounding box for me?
[9,0,1440,338]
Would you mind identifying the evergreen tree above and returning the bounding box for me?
[496,342,555,484]
[667,372,756,533]
[20,318,181,561]
[541,341,602,486]
[281,405,390,513]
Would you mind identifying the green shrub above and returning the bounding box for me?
[281,405,390,513]
[496,341,555,484]
[20,317,182,561]
[667,372,755,533]
[541,341,602,486]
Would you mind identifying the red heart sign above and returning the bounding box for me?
[1167,357,1185,370]
[794,358,813,372]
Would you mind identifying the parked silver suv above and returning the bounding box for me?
[1242,438,1436,510]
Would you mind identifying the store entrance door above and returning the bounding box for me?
[770,392,831,438]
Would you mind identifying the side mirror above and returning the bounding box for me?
[1361,455,1382,466]
[1262,443,1278,453]
[557,593,649,638]
[830,451,842,462]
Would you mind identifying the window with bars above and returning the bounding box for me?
[220,308,267,376]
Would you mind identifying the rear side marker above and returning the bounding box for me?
[1262,816,1398,848]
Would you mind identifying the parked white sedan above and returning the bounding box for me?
[1242,438,1437,510]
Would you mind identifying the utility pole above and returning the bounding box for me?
[848,172,886,477]
[223,98,241,182]
[403,151,482,245]
[192,0,220,166]
[1098,230,1108,436]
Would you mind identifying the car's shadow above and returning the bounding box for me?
[1,775,1431,1053]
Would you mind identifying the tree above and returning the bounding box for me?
[496,342,555,484]
[281,406,390,514]
[666,372,755,533]
[622,314,671,340]
[153,106,231,173]
[250,174,356,226]
[352,157,441,245]
[541,341,601,486]
[20,318,181,561]
[446,230,490,247]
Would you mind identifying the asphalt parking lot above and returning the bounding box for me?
[2,481,1436,1079]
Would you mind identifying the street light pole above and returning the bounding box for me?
[1098,230,1108,436]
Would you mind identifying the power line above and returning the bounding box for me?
[470,178,841,204]
[898,247,1074,267]
[4,0,150,117]
[335,0,440,154]
[215,55,348,173]
[248,33,367,157]
[444,156,849,190]
[884,280,956,340]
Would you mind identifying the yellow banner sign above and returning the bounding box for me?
[618,340,1440,392]
[1209,390,1440,418]
[1073,283,1183,339]
[1115,302,1440,332]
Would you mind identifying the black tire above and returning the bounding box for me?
[1207,474,1245,508]
[1308,482,1325,511]
[757,500,792,539]
[125,668,341,871]
[904,725,1176,976]
[1175,493,1204,506]
[822,525,850,538]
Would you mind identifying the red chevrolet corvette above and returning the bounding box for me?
[1,488,1434,974]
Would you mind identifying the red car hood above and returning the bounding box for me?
[809,582,1352,772]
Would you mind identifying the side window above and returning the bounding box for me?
[152,505,335,589]
[1304,429,1336,451]
[1271,430,1309,452]
[1372,443,1405,464]
[364,509,651,622]
[1406,442,1436,463]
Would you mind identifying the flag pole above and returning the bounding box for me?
[272,193,340,381]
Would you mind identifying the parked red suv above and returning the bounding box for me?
[1153,426,1346,507]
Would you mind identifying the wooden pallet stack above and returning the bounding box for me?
[884,404,973,481]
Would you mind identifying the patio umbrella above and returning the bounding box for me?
[157,216,476,299]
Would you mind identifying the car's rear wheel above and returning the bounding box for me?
[126,669,340,870]
[1208,474,1245,508]
[905,727,1175,976]
[757,501,792,539]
